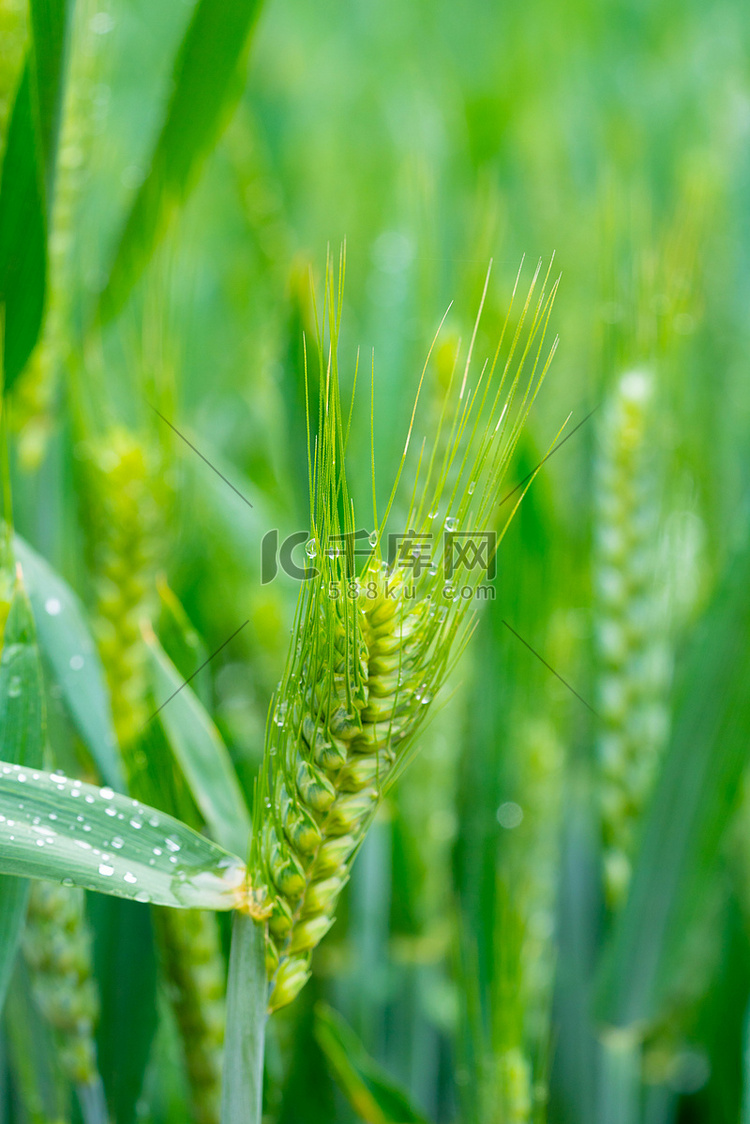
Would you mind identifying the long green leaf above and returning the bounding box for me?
[156,578,211,707]
[14,536,123,791]
[315,1004,431,1124]
[92,896,159,1124]
[0,763,248,910]
[220,913,267,1124]
[145,627,251,858]
[0,581,45,1012]
[97,0,263,322]
[0,0,70,389]
[597,539,750,1029]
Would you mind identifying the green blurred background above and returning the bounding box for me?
[3,0,750,1120]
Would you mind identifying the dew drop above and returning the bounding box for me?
[130,818,142,830]
[123,872,137,884]
[153,847,162,856]
[497,801,524,829]
[69,655,84,671]
[44,597,62,616]
[111,836,124,849]
[273,701,288,727]
[62,877,74,887]
[165,836,181,853]
[368,530,379,547]
[467,481,476,495]
[305,538,317,558]
[445,516,458,532]
[98,863,114,876]
[99,787,115,800]
[135,891,150,903]
[105,806,117,817]
[414,683,433,705]
[85,795,95,804]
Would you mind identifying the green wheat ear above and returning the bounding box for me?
[594,369,671,908]
[252,250,560,1012]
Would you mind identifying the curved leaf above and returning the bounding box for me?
[14,535,123,790]
[0,763,248,911]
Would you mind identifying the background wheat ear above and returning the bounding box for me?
[252,251,559,1013]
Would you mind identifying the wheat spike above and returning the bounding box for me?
[594,369,671,906]
[85,425,226,1123]
[254,252,559,1011]
[22,881,100,1088]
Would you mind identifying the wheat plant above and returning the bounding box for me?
[1,0,747,1119]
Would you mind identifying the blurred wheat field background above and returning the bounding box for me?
[1,0,750,1122]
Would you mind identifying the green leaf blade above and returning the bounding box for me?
[0,763,248,911]
[0,0,71,389]
[221,913,267,1124]
[0,65,47,389]
[15,536,123,791]
[0,580,45,1011]
[97,0,264,321]
[145,629,251,857]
